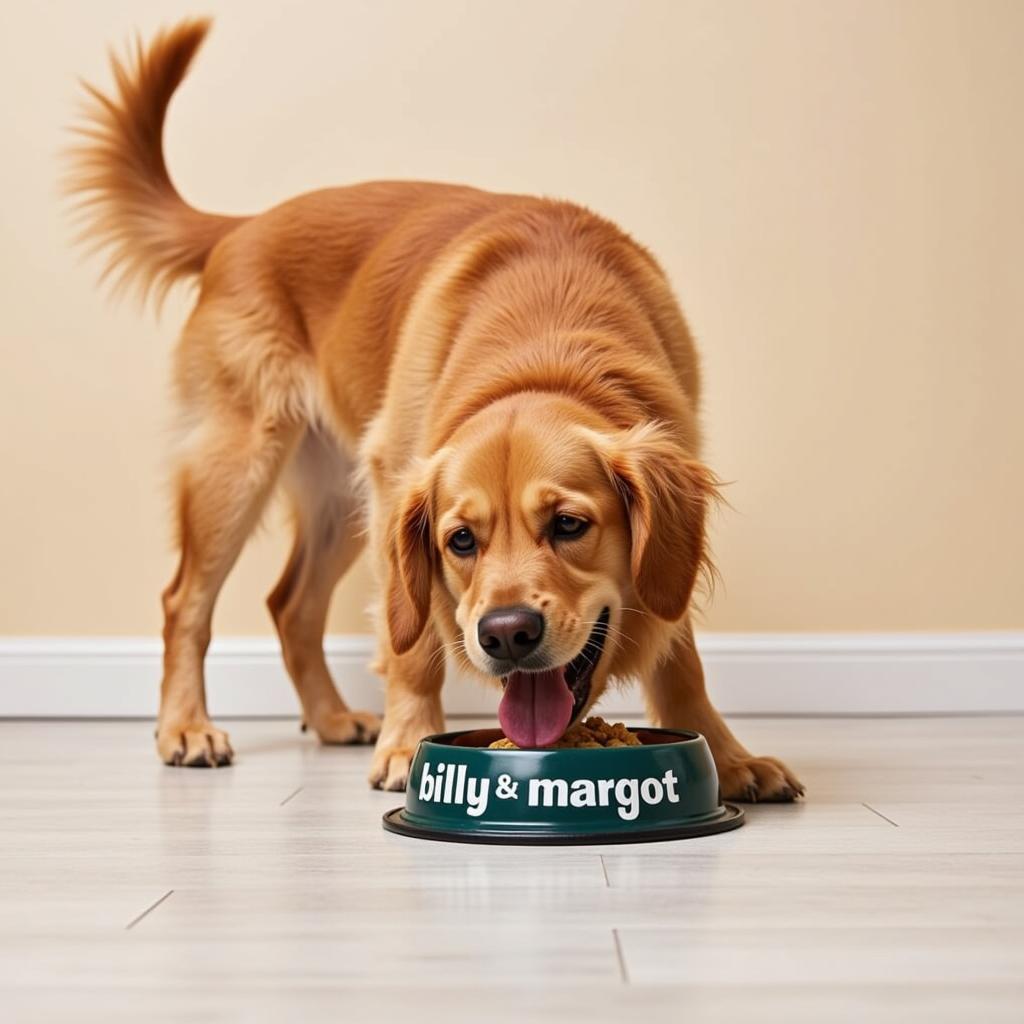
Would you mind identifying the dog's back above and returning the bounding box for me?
[65,18,697,439]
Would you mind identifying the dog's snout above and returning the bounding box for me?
[477,607,545,662]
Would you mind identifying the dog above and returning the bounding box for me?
[67,19,802,801]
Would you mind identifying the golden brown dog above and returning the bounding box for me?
[67,19,802,801]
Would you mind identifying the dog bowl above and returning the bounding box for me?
[382,727,743,845]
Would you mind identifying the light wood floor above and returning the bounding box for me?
[1,715,1022,1022]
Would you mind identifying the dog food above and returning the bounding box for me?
[490,716,642,749]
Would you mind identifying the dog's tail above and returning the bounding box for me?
[65,18,245,305]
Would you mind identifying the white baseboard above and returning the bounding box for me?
[0,632,1021,718]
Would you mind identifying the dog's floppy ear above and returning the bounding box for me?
[385,460,440,655]
[594,423,719,621]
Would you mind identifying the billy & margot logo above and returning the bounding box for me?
[417,761,682,820]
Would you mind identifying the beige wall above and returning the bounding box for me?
[1,0,1021,637]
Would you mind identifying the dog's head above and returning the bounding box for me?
[385,394,717,747]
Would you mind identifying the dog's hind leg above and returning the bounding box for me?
[267,427,381,745]
[158,405,300,767]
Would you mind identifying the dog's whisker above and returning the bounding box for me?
[618,606,651,619]
[576,620,637,650]
[426,637,468,674]
[431,641,466,666]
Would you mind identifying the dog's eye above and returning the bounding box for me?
[552,514,589,540]
[448,527,477,555]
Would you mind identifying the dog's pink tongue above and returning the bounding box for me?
[498,668,574,748]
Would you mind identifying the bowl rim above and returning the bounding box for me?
[418,725,704,751]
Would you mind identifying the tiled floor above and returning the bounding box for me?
[1,716,1022,1022]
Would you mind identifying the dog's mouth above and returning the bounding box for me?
[497,607,611,748]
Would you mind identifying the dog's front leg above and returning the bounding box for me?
[368,624,446,791]
[643,619,804,802]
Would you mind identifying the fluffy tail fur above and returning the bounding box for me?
[65,18,244,305]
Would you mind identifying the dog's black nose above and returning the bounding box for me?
[477,607,545,662]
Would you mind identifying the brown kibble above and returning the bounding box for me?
[489,716,642,750]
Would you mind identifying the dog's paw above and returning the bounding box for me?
[157,722,233,767]
[368,745,415,791]
[312,709,381,746]
[719,755,803,803]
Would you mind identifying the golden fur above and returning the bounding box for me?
[66,19,802,800]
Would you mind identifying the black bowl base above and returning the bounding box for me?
[382,804,744,846]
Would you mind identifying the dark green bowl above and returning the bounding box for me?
[383,726,743,845]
